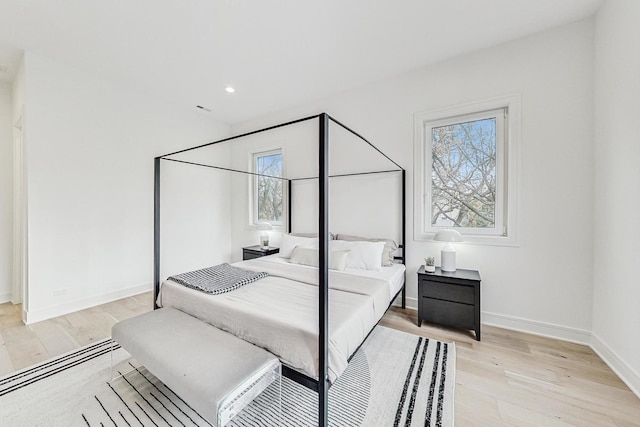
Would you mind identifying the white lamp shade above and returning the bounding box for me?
[433,229,463,272]
[433,229,463,243]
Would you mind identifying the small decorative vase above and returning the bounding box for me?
[425,265,435,273]
[260,234,269,250]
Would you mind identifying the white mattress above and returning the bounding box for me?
[157,256,405,383]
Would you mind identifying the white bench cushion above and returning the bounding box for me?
[112,307,279,424]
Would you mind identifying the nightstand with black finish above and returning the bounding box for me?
[242,245,279,260]
[417,266,482,340]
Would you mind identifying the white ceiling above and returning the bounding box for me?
[0,0,603,124]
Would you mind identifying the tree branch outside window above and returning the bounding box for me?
[431,118,497,229]
[255,151,283,224]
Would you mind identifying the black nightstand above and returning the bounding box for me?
[417,266,482,341]
[242,245,279,260]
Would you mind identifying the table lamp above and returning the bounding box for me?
[433,229,463,272]
[257,222,273,249]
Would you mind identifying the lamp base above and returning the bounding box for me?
[441,245,456,272]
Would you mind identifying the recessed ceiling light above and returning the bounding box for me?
[225,86,235,93]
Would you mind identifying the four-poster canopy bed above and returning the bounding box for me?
[153,113,406,426]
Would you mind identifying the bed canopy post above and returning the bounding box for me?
[402,169,406,309]
[288,180,292,233]
[153,157,161,310]
[318,113,330,427]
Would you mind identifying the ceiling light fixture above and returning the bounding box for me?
[225,86,235,93]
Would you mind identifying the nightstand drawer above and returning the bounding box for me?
[243,252,264,260]
[242,246,279,261]
[421,280,474,305]
[421,297,475,329]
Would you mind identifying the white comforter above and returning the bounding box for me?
[157,257,393,383]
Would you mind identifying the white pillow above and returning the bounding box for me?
[335,234,398,266]
[329,240,385,271]
[288,247,350,271]
[329,250,350,271]
[279,234,319,258]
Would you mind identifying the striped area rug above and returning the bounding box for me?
[0,326,455,426]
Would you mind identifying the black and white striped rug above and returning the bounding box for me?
[0,326,454,426]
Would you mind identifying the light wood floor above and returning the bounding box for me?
[1,294,639,426]
[0,293,152,373]
[380,309,640,427]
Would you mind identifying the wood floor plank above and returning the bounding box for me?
[49,311,94,346]
[0,303,24,328]
[505,369,640,425]
[457,344,562,385]
[455,384,501,418]
[456,408,514,427]
[504,374,632,426]
[5,337,49,370]
[559,374,640,406]
[130,292,154,309]
[613,417,640,427]
[496,399,594,427]
[53,309,115,347]
[0,344,14,376]
[0,302,20,316]
[1,323,38,345]
[102,298,148,322]
[29,321,79,357]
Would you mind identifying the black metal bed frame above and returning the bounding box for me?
[153,113,405,426]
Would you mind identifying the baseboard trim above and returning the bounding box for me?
[482,311,591,345]
[23,283,152,325]
[393,301,591,345]
[591,333,640,399]
[392,296,418,310]
[0,292,12,304]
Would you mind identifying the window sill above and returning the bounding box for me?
[414,232,519,247]
[247,224,286,232]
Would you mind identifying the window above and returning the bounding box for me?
[414,96,519,245]
[252,149,284,226]
[430,109,504,232]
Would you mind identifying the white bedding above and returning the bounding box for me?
[261,255,406,301]
[157,255,405,383]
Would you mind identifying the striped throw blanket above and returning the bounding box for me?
[168,263,268,295]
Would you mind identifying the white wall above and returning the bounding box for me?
[21,52,231,323]
[592,0,640,396]
[0,83,12,302]
[11,61,26,310]
[232,20,596,342]
[160,158,233,280]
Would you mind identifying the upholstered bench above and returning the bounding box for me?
[111,307,281,426]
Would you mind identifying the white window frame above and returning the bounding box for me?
[249,148,286,230]
[414,95,520,246]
